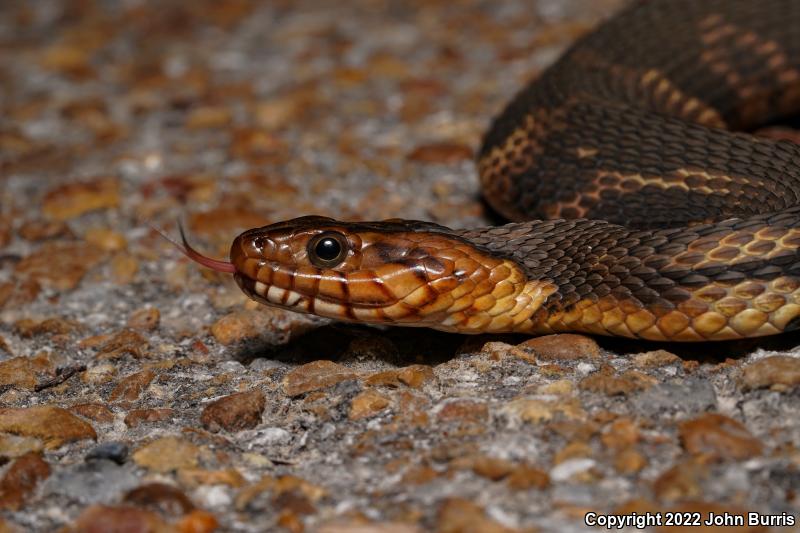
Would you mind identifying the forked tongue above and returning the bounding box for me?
[151,222,237,274]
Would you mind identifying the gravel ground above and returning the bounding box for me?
[2,0,800,531]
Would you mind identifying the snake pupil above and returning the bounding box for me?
[316,238,340,260]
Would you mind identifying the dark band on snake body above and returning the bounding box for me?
[177,0,800,341]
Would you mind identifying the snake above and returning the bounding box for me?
[173,0,800,341]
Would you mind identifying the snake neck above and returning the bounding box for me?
[456,214,800,340]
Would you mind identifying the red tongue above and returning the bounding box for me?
[152,222,237,274]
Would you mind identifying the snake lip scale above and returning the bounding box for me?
[173,0,800,342]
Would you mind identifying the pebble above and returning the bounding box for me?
[41,178,121,220]
[122,482,195,516]
[653,460,705,502]
[470,455,515,481]
[435,398,489,425]
[15,242,106,290]
[71,403,115,423]
[518,333,601,360]
[0,452,51,510]
[438,498,519,533]
[132,436,200,473]
[210,309,278,345]
[579,366,655,395]
[550,458,596,482]
[83,228,127,251]
[0,355,53,390]
[678,413,763,461]
[126,307,161,331]
[124,408,175,428]
[506,464,550,490]
[178,468,246,489]
[349,389,391,420]
[632,350,681,368]
[108,369,156,403]
[71,505,167,533]
[364,365,435,389]
[282,360,357,397]
[200,389,266,432]
[0,405,96,449]
[96,329,149,360]
[741,355,800,390]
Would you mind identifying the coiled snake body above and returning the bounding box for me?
[181,0,800,341]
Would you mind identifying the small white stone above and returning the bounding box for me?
[550,458,595,482]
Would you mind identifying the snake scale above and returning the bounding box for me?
[178,0,800,341]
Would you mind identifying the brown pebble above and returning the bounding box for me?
[200,389,266,432]
[503,397,585,424]
[507,464,550,490]
[554,441,592,464]
[14,317,82,338]
[0,452,51,510]
[406,142,473,164]
[0,405,96,449]
[71,403,115,423]
[402,465,439,485]
[678,413,763,461]
[17,219,72,241]
[41,177,120,220]
[632,349,681,368]
[364,365,434,389]
[96,329,149,359]
[437,498,515,533]
[178,468,246,488]
[579,366,653,396]
[471,456,515,481]
[741,355,800,391]
[282,360,357,397]
[0,355,53,390]
[109,370,156,403]
[614,448,647,474]
[211,309,279,345]
[0,279,41,309]
[518,333,601,360]
[126,307,161,331]
[436,398,489,425]
[84,227,127,251]
[15,242,106,290]
[110,253,139,284]
[652,461,706,503]
[600,417,640,450]
[123,482,195,517]
[132,436,200,473]
[349,390,391,420]
[124,408,175,428]
[72,505,167,533]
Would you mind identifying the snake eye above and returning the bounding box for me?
[308,232,348,267]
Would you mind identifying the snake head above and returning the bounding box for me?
[227,215,544,332]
